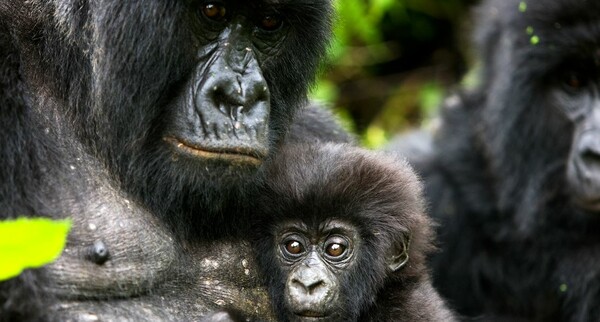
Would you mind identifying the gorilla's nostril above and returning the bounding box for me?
[581,149,600,164]
[305,280,324,294]
[292,278,324,294]
[211,77,268,119]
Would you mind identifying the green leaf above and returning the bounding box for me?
[559,283,568,293]
[519,1,527,13]
[419,81,444,118]
[526,26,534,35]
[363,125,388,149]
[311,79,339,102]
[0,218,71,281]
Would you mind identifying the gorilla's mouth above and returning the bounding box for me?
[573,197,600,212]
[164,137,266,165]
[294,311,329,319]
[568,157,600,212]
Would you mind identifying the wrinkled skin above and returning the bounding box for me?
[0,0,349,320]
[391,0,600,320]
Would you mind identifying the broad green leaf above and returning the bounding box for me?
[0,218,71,281]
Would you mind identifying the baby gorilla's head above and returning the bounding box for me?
[253,143,436,322]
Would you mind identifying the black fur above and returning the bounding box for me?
[0,1,345,320]
[0,0,334,228]
[398,0,600,320]
[0,271,53,322]
[253,144,455,322]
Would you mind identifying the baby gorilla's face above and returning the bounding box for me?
[273,219,360,322]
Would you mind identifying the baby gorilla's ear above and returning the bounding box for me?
[386,234,410,272]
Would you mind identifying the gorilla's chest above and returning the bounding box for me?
[43,187,276,321]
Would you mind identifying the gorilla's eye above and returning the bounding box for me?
[202,3,227,21]
[561,70,588,92]
[324,236,349,259]
[325,243,346,257]
[285,240,305,255]
[259,15,283,31]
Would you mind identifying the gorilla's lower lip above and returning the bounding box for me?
[164,137,265,165]
[574,197,600,212]
[294,311,328,319]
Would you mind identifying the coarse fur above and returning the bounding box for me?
[0,1,349,320]
[397,0,600,320]
[253,143,456,322]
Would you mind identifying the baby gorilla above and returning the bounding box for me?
[252,143,455,322]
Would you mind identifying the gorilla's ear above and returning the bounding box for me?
[386,234,410,272]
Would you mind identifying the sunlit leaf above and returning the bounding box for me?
[0,218,71,281]
[519,1,528,13]
[311,79,339,103]
[369,0,396,24]
[462,63,482,90]
[526,26,534,35]
[419,82,444,117]
[338,0,381,43]
[363,125,388,149]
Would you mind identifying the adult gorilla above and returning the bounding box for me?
[394,0,600,320]
[0,0,350,321]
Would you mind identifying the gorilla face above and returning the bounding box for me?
[550,56,600,210]
[473,0,600,214]
[19,0,333,219]
[275,219,360,321]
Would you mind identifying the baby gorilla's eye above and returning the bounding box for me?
[285,240,305,255]
[259,15,283,31]
[202,3,227,21]
[325,243,346,257]
[324,236,350,260]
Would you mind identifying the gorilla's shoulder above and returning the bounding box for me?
[288,102,356,145]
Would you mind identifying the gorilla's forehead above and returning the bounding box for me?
[481,0,600,61]
[482,0,600,30]
[253,0,331,8]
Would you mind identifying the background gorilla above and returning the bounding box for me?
[393,0,600,320]
[253,144,455,322]
[0,0,352,320]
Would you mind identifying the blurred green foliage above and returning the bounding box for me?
[311,0,473,148]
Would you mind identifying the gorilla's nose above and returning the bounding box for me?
[292,277,325,295]
[568,129,600,210]
[579,132,600,165]
[288,266,335,305]
[220,76,266,113]
[207,63,269,122]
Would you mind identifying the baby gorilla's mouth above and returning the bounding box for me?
[164,137,265,165]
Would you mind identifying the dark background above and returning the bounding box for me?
[312,0,477,147]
